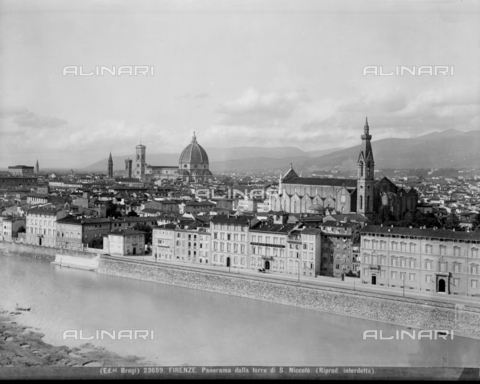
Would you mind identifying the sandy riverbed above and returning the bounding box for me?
[0,309,154,367]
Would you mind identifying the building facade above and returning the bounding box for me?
[25,207,68,247]
[360,225,480,296]
[105,229,145,256]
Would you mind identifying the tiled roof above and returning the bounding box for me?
[361,225,480,241]
[250,222,296,233]
[210,215,252,225]
[283,177,357,188]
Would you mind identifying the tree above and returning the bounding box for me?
[106,203,122,218]
[127,210,139,217]
[443,212,461,231]
[472,213,480,230]
[89,238,104,249]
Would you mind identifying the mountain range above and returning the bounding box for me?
[84,129,480,173]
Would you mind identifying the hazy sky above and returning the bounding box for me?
[1,0,479,168]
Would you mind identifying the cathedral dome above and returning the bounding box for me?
[179,132,209,166]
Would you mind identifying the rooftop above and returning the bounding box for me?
[361,225,480,241]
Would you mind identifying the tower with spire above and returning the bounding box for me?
[357,118,375,217]
[35,160,39,174]
[108,152,113,179]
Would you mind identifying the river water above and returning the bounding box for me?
[1,254,480,367]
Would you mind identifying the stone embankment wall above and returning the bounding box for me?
[98,255,480,340]
[0,241,100,262]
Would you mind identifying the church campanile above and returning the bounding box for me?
[357,118,375,217]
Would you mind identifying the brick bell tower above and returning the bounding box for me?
[357,118,375,218]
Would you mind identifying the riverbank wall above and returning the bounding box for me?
[2,241,480,339]
[0,241,101,262]
[98,255,480,340]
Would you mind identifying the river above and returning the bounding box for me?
[1,254,480,367]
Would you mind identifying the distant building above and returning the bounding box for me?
[0,176,37,189]
[125,158,133,178]
[178,132,213,182]
[271,119,418,220]
[8,165,34,176]
[134,144,146,181]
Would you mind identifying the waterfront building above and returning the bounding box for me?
[210,216,255,268]
[152,224,176,262]
[56,216,111,250]
[316,221,361,277]
[0,216,25,241]
[25,207,68,247]
[359,225,480,296]
[8,165,34,176]
[104,229,145,256]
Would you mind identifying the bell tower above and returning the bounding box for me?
[357,118,375,217]
[135,144,146,181]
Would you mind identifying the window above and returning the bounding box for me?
[453,263,461,273]
[400,272,406,281]
[472,248,479,258]
[439,245,446,256]
[363,268,368,276]
[425,244,432,254]
[391,257,397,267]
[471,265,479,275]
[454,247,461,257]
[409,273,415,282]
[425,275,432,283]
[425,260,432,270]
[471,280,478,289]
[440,262,447,272]
[453,278,460,286]
[409,259,415,268]
[409,243,416,253]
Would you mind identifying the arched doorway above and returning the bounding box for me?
[438,278,446,293]
[39,238,42,246]
[226,257,230,267]
[133,247,136,255]
[265,261,270,270]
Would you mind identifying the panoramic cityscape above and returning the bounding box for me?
[1,0,480,380]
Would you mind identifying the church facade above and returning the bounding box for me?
[270,119,418,219]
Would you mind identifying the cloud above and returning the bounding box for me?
[215,88,310,126]
[0,106,67,128]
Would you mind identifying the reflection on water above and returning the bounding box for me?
[1,254,479,366]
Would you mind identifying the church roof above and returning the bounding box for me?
[283,177,357,188]
[179,132,209,165]
[282,164,298,182]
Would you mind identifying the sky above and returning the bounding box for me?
[0,0,479,168]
